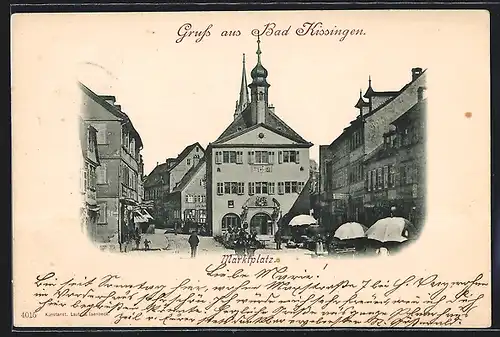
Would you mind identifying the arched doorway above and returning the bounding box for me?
[250,213,272,235]
[222,213,241,232]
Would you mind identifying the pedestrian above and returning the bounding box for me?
[144,238,151,251]
[188,230,200,258]
[274,229,282,250]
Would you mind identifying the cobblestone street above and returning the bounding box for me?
[128,229,313,259]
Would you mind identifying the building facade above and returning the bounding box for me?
[319,68,427,231]
[163,159,208,233]
[206,40,313,237]
[364,97,427,229]
[79,117,100,241]
[144,142,205,226]
[79,82,146,251]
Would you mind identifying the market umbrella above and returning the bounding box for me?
[366,217,416,243]
[288,214,317,227]
[334,222,368,240]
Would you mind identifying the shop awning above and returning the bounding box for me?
[134,211,148,223]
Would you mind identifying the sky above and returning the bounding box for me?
[70,11,459,174]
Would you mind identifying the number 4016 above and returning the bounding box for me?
[21,312,37,319]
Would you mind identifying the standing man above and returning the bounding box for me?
[188,230,200,258]
[274,228,282,250]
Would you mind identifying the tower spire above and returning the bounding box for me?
[368,75,372,88]
[235,53,249,118]
[256,35,262,64]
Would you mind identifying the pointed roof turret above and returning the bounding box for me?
[355,89,369,108]
[235,53,250,114]
[363,75,375,98]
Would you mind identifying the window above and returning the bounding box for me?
[236,151,243,164]
[96,164,107,184]
[248,182,255,195]
[237,182,245,195]
[185,194,189,203]
[298,181,305,192]
[224,182,231,194]
[217,182,223,195]
[187,159,191,166]
[230,182,238,194]
[223,151,230,163]
[285,182,291,194]
[278,182,284,194]
[255,182,262,194]
[268,151,275,164]
[278,151,283,164]
[196,147,199,152]
[367,171,372,191]
[268,182,275,195]
[254,151,269,164]
[80,168,86,193]
[215,151,222,164]
[130,138,136,155]
[201,195,206,203]
[97,202,107,224]
[291,181,298,193]
[229,151,237,163]
[377,168,382,190]
[283,151,290,163]
[222,214,240,232]
[383,166,389,189]
[389,165,395,187]
[282,150,300,163]
[248,151,254,164]
[94,124,107,144]
[198,209,206,223]
[406,165,414,184]
[261,182,268,194]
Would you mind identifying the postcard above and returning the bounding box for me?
[11,10,491,328]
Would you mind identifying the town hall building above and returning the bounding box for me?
[206,38,313,237]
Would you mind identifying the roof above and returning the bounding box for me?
[172,159,205,192]
[328,116,362,148]
[78,81,143,148]
[391,98,427,126]
[176,142,205,162]
[144,142,205,188]
[214,105,310,145]
[364,69,427,119]
[364,85,400,99]
[144,163,170,188]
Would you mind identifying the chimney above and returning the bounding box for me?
[114,105,122,111]
[411,67,423,81]
[268,104,275,114]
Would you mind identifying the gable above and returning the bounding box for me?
[219,125,303,146]
[215,106,309,144]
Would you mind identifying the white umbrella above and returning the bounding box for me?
[288,214,317,227]
[366,217,415,243]
[334,222,368,240]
